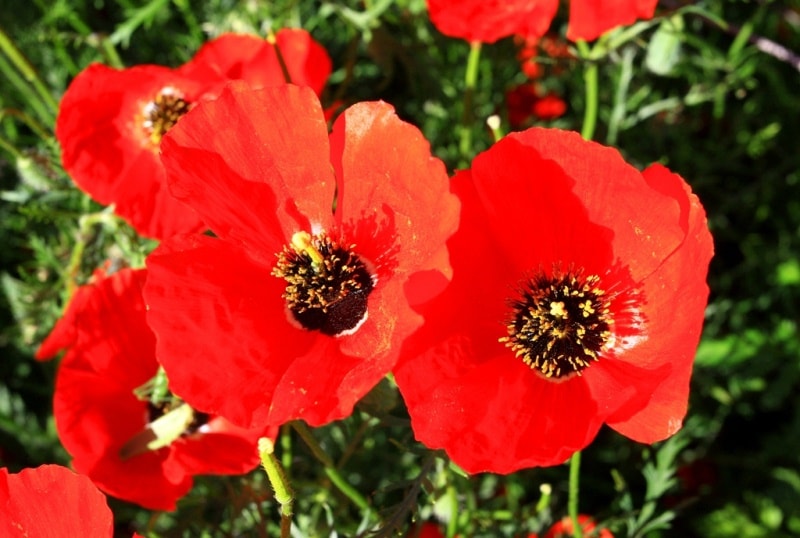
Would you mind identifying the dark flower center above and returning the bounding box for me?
[142,89,191,145]
[500,269,613,379]
[272,231,375,336]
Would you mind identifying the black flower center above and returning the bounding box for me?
[272,231,375,336]
[500,269,614,379]
[142,89,191,145]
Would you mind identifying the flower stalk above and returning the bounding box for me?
[0,27,58,122]
[459,40,482,159]
[259,437,294,538]
[267,29,293,84]
[577,40,598,141]
[291,421,373,516]
[568,451,583,538]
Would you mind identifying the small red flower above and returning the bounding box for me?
[506,84,567,128]
[0,465,113,537]
[143,83,459,430]
[427,0,559,44]
[426,0,657,43]
[545,515,614,538]
[394,128,713,473]
[568,0,659,42]
[56,31,332,239]
[38,268,267,511]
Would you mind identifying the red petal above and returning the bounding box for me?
[469,133,615,276]
[272,29,333,95]
[329,100,459,302]
[160,83,336,255]
[505,128,686,283]
[606,164,713,442]
[172,429,262,476]
[35,284,92,360]
[0,465,113,537]
[408,354,603,473]
[567,0,658,41]
[179,33,270,81]
[55,64,205,239]
[144,233,316,429]
[426,0,559,43]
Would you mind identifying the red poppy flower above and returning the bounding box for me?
[568,0,659,42]
[426,0,657,43]
[56,30,332,239]
[394,128,713,473]
[407,522,446,538]
[38,268,267,511]
[0,465,114,537]
[544,515,614,538]
[506,84,567,128]
[426,0,559,44]
[143,83,459,431]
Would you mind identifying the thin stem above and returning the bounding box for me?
[1,107,53,141]
[64,207,118,299]
[458,40,482,159]
[290,421,373,515]
[445,484,459,538]
[290,420,333,467]
[0,135,23,160]
[0,27,59,119]
[0,51,52,125]
[281,424,293,470]
[258,438,294,538]
[568,451,583,538]
[267,30,293,85]
[576,40,598,141]
[99,36,124,69]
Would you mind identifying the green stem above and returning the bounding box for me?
[445,484,459,538]
[568,451,583,538]
[577,40,598,141]
[64,207,118,299]
[458,40,482,159]
[100,36,125,69]
[291,421,373,515]
[0,27,59,119]
[281,424,292,470]
[0,51,52,125]
[0,135,23,160]
[258,438,294,538]
[2,107,53,141]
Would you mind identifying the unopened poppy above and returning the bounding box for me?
[144,83,459,430]
[56,30,332,239]
[394,128,713,473]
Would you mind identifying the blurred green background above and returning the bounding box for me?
[1,0,799,536]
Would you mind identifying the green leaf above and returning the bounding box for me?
[646,15,684,76]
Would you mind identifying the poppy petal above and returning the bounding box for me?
[160,83,336,255]
[0,465,114,537]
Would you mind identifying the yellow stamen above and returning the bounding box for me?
[290,231,325,269]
